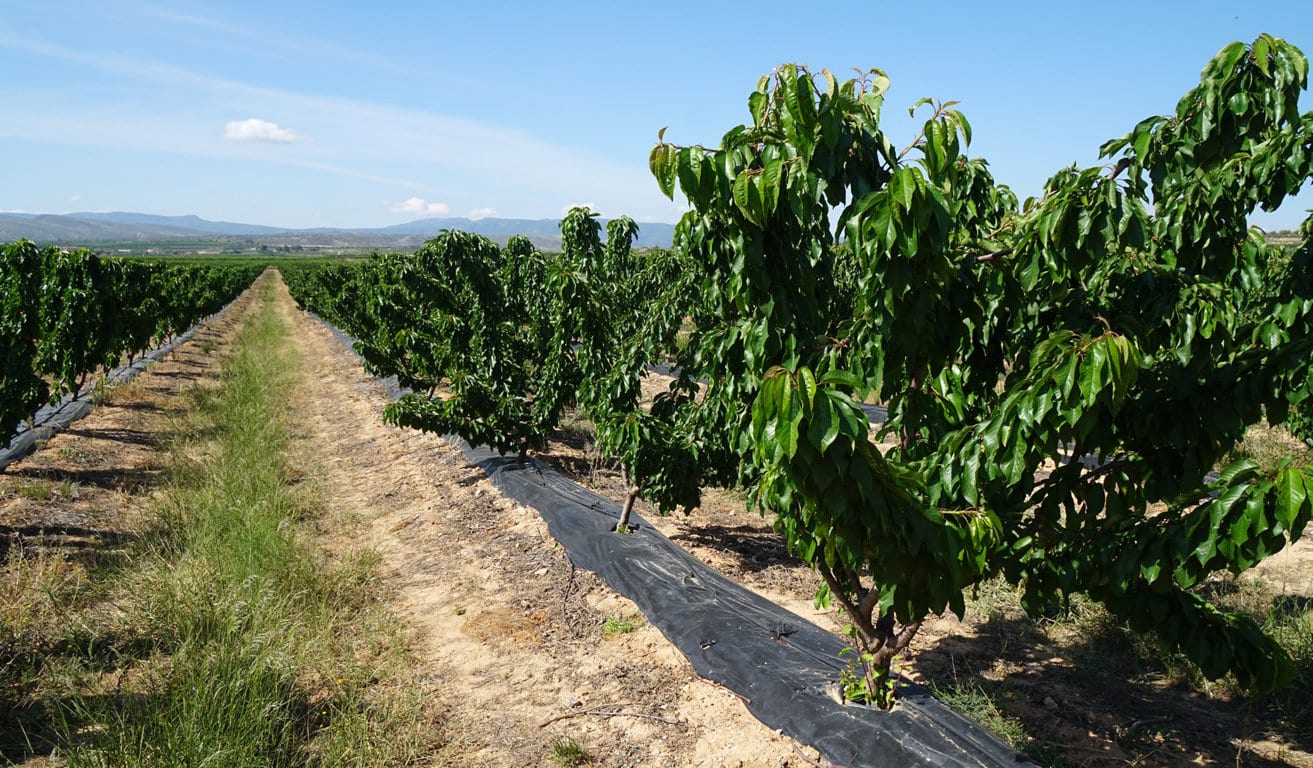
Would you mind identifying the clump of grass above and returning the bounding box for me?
[8,479,76,502]
[1266,601,1313,740]
[602,614,639,637]
[0,545,88,686]
[929,679,1032,751]
[1224,420,1312,473]
[11,480,54,501]
[100,379,144,408]
[88,377,113,405]
[549,734,591,767]
[56,445,94,465]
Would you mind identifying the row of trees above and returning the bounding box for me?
[290,35,1313,708]
[0,241,262,455]
[284,211,711,528]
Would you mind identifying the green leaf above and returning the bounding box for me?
[811,395,842,453]
[733,172,764,228]
[962,446,980,506]
[761,158,785,220]
[749,90,769,127]
[649,143,677,200]
[798,366,817,409]
[1254,36,1272,76]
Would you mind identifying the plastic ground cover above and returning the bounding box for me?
[316,317,1034,768]
[0,300,237,472]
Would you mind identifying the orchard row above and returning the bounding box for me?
[0,241,261,443]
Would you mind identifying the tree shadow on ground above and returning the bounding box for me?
[1,626,162,763]
[668,523,804,573]
[916,610,1309,767]
[0,524,137,565]
[0,698,62,763]
[60,426,161,448]
[6,464,166,494]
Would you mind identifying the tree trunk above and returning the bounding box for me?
[820,565,923,709]
[901,363,923,452]
[616,485,640,531]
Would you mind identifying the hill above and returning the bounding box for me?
[0,212,676,251]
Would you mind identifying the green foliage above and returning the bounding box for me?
[654,38,1313,705]
[278,35,1313,714]
[285,218,710,530]
[38,249,118,399]
[289,233,572,456]
[1,244,259,461]
[555,207,704,527]
[601,614,638,637]
[0,241,48,441]
[838,646,896,706]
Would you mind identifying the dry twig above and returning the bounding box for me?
[538,707,684,728]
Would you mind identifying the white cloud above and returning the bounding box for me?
[223,118,301,143]
[68,193,81,202]
[468,207,496,220]
[392,197,449,215]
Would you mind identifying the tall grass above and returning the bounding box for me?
[51,278,434,767]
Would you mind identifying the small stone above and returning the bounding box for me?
[1043,696,1058,710]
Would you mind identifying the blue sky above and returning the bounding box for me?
[1,0,1311,230]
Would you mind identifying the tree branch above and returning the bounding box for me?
[892,619,922,652]
[975,248,1013,263]
[538,708,685,728]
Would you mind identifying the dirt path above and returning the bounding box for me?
[272,278,810,767]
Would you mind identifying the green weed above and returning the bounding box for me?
[602,615,638,637]
[549,734,591,767]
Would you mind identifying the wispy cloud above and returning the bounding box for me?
[129,2,416,73]
[224,118,301,143]
[0,30,685,223]
[392,197,449,215]
[468,207,496,219]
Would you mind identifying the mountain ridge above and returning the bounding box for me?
[0,211,676,249]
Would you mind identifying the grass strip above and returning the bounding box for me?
[45,277,435,767]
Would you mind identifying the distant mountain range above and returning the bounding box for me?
[0,211,676,251]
